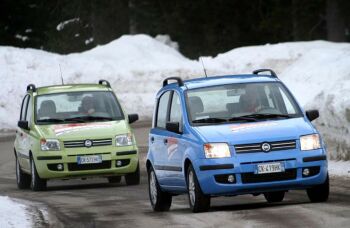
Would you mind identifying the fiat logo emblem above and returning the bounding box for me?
[85,140,93,148]
[261,143,271,152]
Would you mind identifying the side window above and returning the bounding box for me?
[169,92,182,123]
[20,95,29,121]
[156,91,171,128]
[26,96,32,123]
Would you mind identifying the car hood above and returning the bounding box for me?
[35,120,129,141]
[192,118,316,145]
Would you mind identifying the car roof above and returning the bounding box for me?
[162,74,280,92]
[33,84,111,95]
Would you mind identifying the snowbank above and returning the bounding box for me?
[0,196,32,227]
[0,35,349,159]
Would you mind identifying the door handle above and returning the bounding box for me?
[150,137,155,143]
[163,138,168,144]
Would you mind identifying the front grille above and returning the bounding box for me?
[241,168,297,184]
[235,140,296,153]
[64,138,112,148]
[68,161,111,171]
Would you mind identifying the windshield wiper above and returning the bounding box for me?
[64,116,114,122]
[192,117,228,124]
[193,116,256,124]
[227,116,257,122]
[37,118,65,123]
[63,117,88,123]
[239,113,291,119]
[84,116,114,121]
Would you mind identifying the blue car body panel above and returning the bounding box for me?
[147,74,328,196]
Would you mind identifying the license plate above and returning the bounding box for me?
[257,162,284,174]
[77,155,102,165]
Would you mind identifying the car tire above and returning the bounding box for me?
[264,191,285,203]
[16,156,30,189]
[125,163,140,185]
[307,174,329,202]
[108,176,122,184]
[30,157,47,191]
[187,165,210,213]
[148,166,172,211]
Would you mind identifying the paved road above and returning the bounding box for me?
[0,124,349,227]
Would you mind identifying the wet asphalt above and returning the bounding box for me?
[0,123,349,228]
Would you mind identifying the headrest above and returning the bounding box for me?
[188,96,204,114]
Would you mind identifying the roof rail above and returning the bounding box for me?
[26,84,36,92]
[163,77,184,87]
[98,79,111,87]
[253,69,278,78]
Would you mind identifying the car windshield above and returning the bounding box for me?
[35,91,124,124]
[186,82,302,125]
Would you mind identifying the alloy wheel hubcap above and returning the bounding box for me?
[150,171,157,205]
[188,171,195,206]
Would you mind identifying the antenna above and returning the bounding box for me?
[59,64,64,85]
[200,57,208,78]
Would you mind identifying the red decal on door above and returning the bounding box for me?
[167,137,178,160]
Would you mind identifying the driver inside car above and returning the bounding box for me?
[240,85,262,113]
[80,96,96,115]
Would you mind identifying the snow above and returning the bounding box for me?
[56,18,80,31]
[328,160,350,177]
[0,34,349,159]
[0,196,32,227]
[14,34,29,42]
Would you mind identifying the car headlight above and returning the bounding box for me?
[40,139,60,151]
[204,143,231,158]
[300,134,321,151]
[115,134,133,146]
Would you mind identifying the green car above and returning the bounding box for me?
[14,80,140,191]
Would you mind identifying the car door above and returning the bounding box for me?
[15,94,31,171]
[164,91,187,188]
[149,90,172,185]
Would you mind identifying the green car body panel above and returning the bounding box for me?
[14,83,139,180]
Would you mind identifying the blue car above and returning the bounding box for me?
[146,69,329,212]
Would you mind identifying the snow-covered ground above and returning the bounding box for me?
[328,160,350,177]
[0,196,32,227]
[0,34,349,159]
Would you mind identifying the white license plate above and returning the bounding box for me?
[257,162,284,174]
[77,155,102,165]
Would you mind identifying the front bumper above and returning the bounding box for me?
[192,149,328,196]
[33,145,139,179]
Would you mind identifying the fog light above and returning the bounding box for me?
[303,168,310,176]
[228,175,235,183]
[116,160,122,167]
[57,164,63,170]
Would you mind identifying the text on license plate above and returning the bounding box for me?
[77,155,102,164]
[257,162,284,174]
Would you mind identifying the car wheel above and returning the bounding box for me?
[16,156,30,189]
[30,157,47,191]
[187,165,210,213]
[125,163,140,185]
[307,173,329,202]
[264,191,285,203]
[108,176,122,184]
[148,166,172,211]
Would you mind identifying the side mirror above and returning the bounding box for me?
[18,120,29,130]
[306,110,319,122]
[166,122,181,134]
[128,114,139,124]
